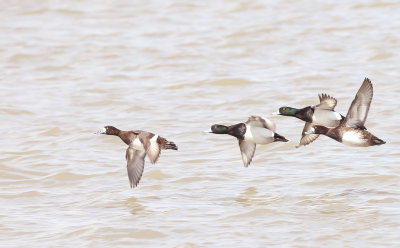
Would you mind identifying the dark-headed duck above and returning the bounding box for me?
[305,78,385,147]
[204,116,288,167]
[97,126,178,189]
[273,94,344,147]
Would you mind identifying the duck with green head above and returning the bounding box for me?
[304,78,385,147]
[273,94,344,147]
[205,116,288,167]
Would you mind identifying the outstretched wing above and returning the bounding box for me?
[126,148,146,188]
[140,133,161,164]
[245,115,276,132]
[238,140,256,167]
[316,94,337,110]
[343,78,373,128]
[297,122,320,148]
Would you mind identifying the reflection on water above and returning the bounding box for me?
[1,0,400,247]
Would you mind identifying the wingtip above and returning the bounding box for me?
[360,77,374,96]
[319,93,336,100]
[363,77,373,87]
[130,182,139,189]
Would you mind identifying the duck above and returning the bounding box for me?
[273,94,344,147]
[204,116,288,167]
[304,78,385,147]
[96,126,178,189]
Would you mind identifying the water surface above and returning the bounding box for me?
[1,1,400,247]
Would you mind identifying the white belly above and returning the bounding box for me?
[341,131,368,147]
[130,138,145,150]
[312,109,342,127]
[244,125,274,144]
[149,135,159,148]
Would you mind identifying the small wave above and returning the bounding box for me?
[172,176,208,183]
[146,169,170,180]
[208,78,255,86]
[0,190,45,199]
[304,175,397,186]
[220,208,278,220]
[367,197,399,204]
[0,107,34,115]
[45,172,96,181]
[40,127,63,136]
[130,229,167,239]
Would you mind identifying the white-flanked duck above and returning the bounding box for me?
[205,116,288,167]
[97,126,178,189]
[273,94,344,147]
[305,78,385,147]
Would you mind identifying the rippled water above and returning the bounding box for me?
[1,1,400,247]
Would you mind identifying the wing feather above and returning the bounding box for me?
[141,134,161,164]
[343,78,373,128]
[316,93,337,110]
[245,116,276,132]
[126,148,146,188]
[238,140,256,167]
[297,122,320,148]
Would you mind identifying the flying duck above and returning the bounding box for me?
[304,78,385,147]
[273,94,344,147]
[96,126,178,189]
[205,116,288,167]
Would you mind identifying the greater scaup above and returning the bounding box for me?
[96,126,178,188]
[205,116,288,167]
[305,78,385,147]
[273,94,344,147]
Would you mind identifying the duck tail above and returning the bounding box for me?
[372,136,386,146]
[157,136,178,150]
[165,140,178,150]
[274,133,288,142]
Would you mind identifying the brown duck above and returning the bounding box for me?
[97,126,177,189]
[305,78,385,147]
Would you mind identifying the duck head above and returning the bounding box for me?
[95,126,120,135]
[204,124,229,134]
[272,107,298,116]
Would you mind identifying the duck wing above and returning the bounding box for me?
[126,148,146,188]
[140,133,161,164]
[343,78,373,129]
[316,94,337,110]
[297,122,320,147]
[245,115,276,132]
[238,140,256,167]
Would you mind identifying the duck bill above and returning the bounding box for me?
[94,127,106,134]
[271,111,281,116]
[202,128,212,133]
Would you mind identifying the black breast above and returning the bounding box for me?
[296,106,314,122]
[228,123,246,140]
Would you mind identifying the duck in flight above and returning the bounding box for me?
[304,78,385,147]
[205,116,288,167]
[273,94,344,147]
[96,126,178,189]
